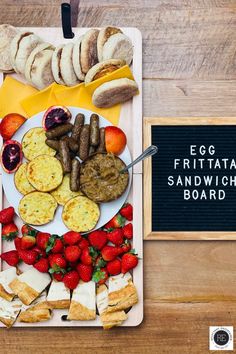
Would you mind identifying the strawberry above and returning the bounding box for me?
[104,213,125,230]
[0,113,26,140]
[80,247,98,265]
[32,246,46,258]
[64,245,81,262]
[63,270,79,290]
[107,258,121,275]
[33,258,49,273]
[2,222,18,241]
[118,239,131,254]
[78,238,89,249]
[21,224,37,237]
[53,272,64,281]
[107,228,124,246]
[101,245,119,261]
[14,236,22,250]
[0,206,15,224]
[18,249,38,265]
[49,253,67,273]
[95,255,107,268]
[63,231,81,245]
[20,235,36,250]
[121,251,138,273]
[120,203,133,221]
[122,223,133,240]
[88,230,107,250]
[46,235,63,254]
[92,267,108,285]
[36,232,50,250]
[0,250,19,266]
[77,263,93,282]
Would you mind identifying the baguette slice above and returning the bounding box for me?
[0,297,22,328]
[80,29,99,74]
[47,280,70,309]
[72,36,85,81]
[0,24,19,72]
[9,268,51,305]
[60,42,80,86]
[102,33,133,65]
[68,280,96,320]
[0,267,17,301]
[97,27,122,62]
[51,45,66,85]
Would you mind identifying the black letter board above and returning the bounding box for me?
[144,117,236,240]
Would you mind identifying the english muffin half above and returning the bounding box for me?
[92,78,139,108]
[85,59,125,84]
[26,155,63,192]
[102,33,133,66]
[51,45,66,85]
[60,42,80,87]
[97,27,122,62]
[0,24,19,72]
[72,36,85,81]
[10,32,42,74]
[80,29,99,74]
[14,163,36,195]
[19,191,57,225]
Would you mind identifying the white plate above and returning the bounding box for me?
[1,107,132,234]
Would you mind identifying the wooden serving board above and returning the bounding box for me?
[0,27,143,327]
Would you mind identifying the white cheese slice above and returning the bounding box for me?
[0,297,22,320]
[108,272,132,293]
[96,286,108,315]
[47,280,70,302]
[18,268,51,293]
[0,267,17,294]
[72,281,95,311]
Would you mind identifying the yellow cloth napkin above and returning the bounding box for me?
[0,76,38,118]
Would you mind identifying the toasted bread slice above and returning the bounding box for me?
[51,45,66,85]
[60,43,80,87]
[47,280,70,309]
[97,27,122,62]
[80,29,99,74]
[92,78,138,108]
[72,36,85,81]
[9,268,51,306]
[19,191,58,225]
[0,297,22,328]
[0,267,17,301]
[0,24,19,72]
[14,163,36,195]
[102,33,133,66]
[68,281,96,320]
[84,59,125,83]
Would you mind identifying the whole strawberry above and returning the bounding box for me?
[18,249,38,265]
[53,272,64,281]
[101,245,119,261]
[122,223,133,240]
[92,267,108,285]
[121,251,138,274]
[78,238,89,250]
[77,263,93,282]
[80,247,98,265]
[65,245,81,262]
[36,232,51,250]
[2,222,18,241]
[34,258,49,273]
[63,270,80,290]
[14,236,22,250]
[0,250,19,266]
[46,235,63,254]
[104,213,125,230]
[63,231,81,245]
[107,228,124,246]
[0,206,15,224]
[49,253,67,273]
[88,230,107,250]
[107,258,121,275]
[95,255,107,268]
[21,235,36,250]
[118,240,131,254]
[120,203,133,221]
[21,224,37,237]
[32,246,46,258]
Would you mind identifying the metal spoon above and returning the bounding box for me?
[120,145,158,173]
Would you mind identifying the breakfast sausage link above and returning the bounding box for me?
[59,140,72,173]
[78,124,90,161]
[46,123,73,139]
[45,139,59,151]
[89,145,96,156]
[70,158,80,192]
[61,136,79,152]
[90,114,99,147]
[71,113,85,141]
[96,127,106,153]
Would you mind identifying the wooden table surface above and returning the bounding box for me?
[1,1,236,353]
